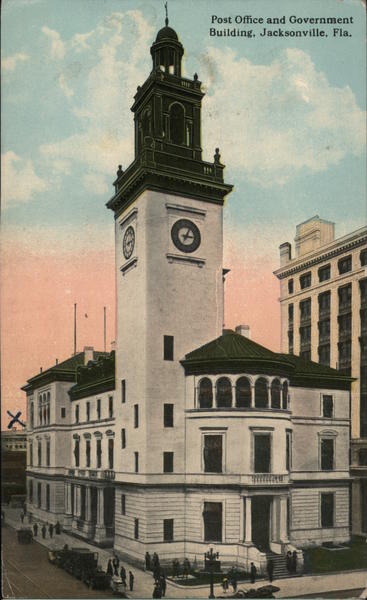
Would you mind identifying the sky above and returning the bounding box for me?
[1,0,366,428]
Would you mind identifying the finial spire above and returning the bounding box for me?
[164,1,168,26]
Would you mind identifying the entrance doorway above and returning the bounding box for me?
[252,496,271,551]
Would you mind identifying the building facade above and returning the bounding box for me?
[25,23,353,571]
[274,216,367,537]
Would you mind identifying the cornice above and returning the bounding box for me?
[274,233,367,280]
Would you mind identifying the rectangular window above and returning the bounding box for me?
[286,431,292,471]
[38,441,42,466]
[86,439,91,467]
[288,279,294,294]
[203,435,223,473]
[134,451,139,473]
[203,502,222,542]
[300,298,311,320]
[321,438,334,470]
[38,482,42,508]
[318,264,331,282]
[254,433,271,473]
[96,439,102,468]
[108,438,114,469]
[61,407,66,418]
[322,395,333,418]
[163,452,174,473]
[86,402,90,422]
[300,272,311,289]
[46,440,50,466]
[318,344,330,366]
[163,518,174,542]
[134,404,139,428]
[288,303,294,324]
[75,405,79,423]
[164,404,174,427]
[97,398,101,420]
[29,442,33,467]
[121,494,126,515]
[163,335,174,361]
[109,396,113,418]
[338,284,352,310]
[361,250,367,267]
[321,493,334,527]
[121,379,126,403]
[134,518,139,539]
[338,256,352,274]
[121,428,126,449]
[46,484,50,511]
[318,291,331,313]
[74,439,80,467]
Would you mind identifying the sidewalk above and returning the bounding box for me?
[3,506,367,599]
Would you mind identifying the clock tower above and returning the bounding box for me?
[107,17,232,561]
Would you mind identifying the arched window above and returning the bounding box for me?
[198,378,213,409]
[236,377,251,408]
[282,381,289,409]
[254,378,268,408]
[216,377,232,408]
[170,103,184,145]
[271,379,281,409]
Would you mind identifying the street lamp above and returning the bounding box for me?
[205,547,219,599]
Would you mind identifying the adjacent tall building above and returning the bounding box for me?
[274,216,367,538]
[24,21,354,573]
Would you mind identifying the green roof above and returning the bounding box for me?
[22,351,109,392]
[182,331,352,390]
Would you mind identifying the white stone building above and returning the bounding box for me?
[24,22,353,572]
[274,217,367,538]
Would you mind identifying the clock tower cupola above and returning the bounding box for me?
[107,17,232,217]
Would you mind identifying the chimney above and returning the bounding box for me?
[55,358,58,365]
[235,325,251,339]
[110,341,116,352]
[279,242,291,266]
[40,367,43,373]
[84,346,94,365]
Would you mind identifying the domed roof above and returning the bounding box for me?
[155,25,179,42]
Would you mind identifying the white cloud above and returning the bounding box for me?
[41,25,65,59]
[199,47,366,186]
[58,73,74,98]
[40,10,154,185]
[2,151,48,208]
[72,31,94,52]
[2,52,29,72]
[83,172,109,195]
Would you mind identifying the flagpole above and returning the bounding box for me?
[104,306,106,353]
[74,303,77,355]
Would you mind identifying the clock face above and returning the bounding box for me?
[123,226,135,260]
[171,219,201,254]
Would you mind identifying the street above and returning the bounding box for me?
[1,524,115,599]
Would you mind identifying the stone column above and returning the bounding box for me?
[271,497,279,542]
[279,496,288,542]
[94,487,106,543]
[245,497,252,543]
[250,386,255,408]
[63,482,72,531]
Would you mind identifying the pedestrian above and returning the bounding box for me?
[20,511,25,524]
[172,558,180,578]
[145,551,151,571]
[120,565,127,587]
[286,551,292,573]
[152,583,162,599]
[250,562,257,584]
[48,523,54,538]
[112,554,120,576]
[267,558,274,582]
[183,557,190,579]
[231,572,238,593]
[107,559,113,577]
[55,521,61,535]
[160,573,166,597]
[292,551,298,574]
[33,522,38,537]
[129,571,134,592]
[222,576,229,592]
[41,524,46,539]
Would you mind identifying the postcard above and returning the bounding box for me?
[2,0,366,598]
